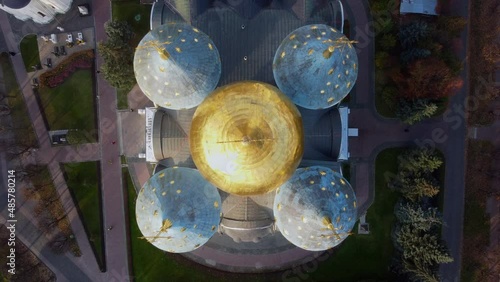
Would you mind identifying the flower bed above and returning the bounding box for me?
[39,50,94,88]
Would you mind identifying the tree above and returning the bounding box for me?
[395,224,453,265]
[393,58,463,99]
[66,129,92,144]
[397,176,440,202]
[400,48,431,65]
[436,15,467,39]
[104,20,133,45]
[401,258,439,282]
[396,98,438,125]
[399,21,430,49]
[394,224,453,279]
[482,43,500,66]
[400,148,443,173]
[375,51,390,69]
[478,244,500,281]
[98,20,136,90]
[394,201,442,231]
[6,138,36,160]
[380,33,397,51]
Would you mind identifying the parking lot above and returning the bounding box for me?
[32,27,95,73]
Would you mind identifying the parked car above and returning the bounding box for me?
[60,45,67,55]
[46,58,52,68]
[53,46,60,57]
[52,134,68,145]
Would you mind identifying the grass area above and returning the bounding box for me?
[111,0,152,48]
[117,87,129,109]
[0,53,37,147]
[37,69,96,138]
[341,162,351,181]
[310,148,403,281]
[63,162,104,270]
[20,34,41,72]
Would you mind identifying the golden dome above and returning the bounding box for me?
[190,81,304,196]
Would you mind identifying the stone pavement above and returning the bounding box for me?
[92,0,130,279]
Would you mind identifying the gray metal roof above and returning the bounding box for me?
[148,1,348,165]
[151,1,342,86]
[300,106,342,161]
[152,110,187,161]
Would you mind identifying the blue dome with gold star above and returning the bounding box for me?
[135,167,222,253]
[134,23,221,110]
[273,166,357,251]
[273,24,358,109]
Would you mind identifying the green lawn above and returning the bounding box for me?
[117,87,129,110]
[37,69,96,139]
[20,34,41,72]
[310,148,403,281]
[112,0,152,48]
[341,162,351,182]
[64,162,104,270]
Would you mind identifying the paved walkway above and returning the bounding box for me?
[0,0,129,279]
[92,0,130,278]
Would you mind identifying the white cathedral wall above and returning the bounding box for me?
[41,0,72,14]
[0,0,72,24]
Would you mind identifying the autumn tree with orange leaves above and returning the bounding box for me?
[393,57,463,100]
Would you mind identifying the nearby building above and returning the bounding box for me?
[0,0,72,24]
[400,0,439,16]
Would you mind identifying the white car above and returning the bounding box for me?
[66,33,73,43]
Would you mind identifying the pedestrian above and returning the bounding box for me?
[112,141,116,145]
[107,226,113,231]
[130,108,134,112]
